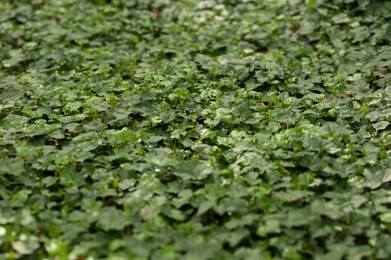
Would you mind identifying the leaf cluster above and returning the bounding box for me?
[0,0,391,259]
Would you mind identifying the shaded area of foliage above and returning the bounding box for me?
[1,0,391,259]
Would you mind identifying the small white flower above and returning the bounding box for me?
[0,226,6,236]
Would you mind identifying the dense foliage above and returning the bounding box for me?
[1,0,391,259]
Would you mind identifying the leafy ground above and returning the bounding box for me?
[0,0,391,259]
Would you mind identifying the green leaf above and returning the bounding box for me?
[232,101,252,119]
[256,220,281,237]
[96,207,131,231]
[0,159,25,176]
[2,49,25,68]
[373,121,389,131]
[104,128,138,143]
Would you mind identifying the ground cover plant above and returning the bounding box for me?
[0,0,391,259]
